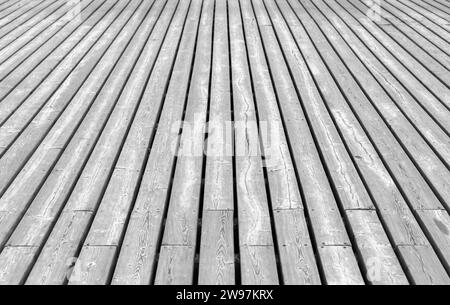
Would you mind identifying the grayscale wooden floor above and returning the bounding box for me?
[0,0,449,285]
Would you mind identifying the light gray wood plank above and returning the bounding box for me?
[327,0,450,109]
[0,0,97,69]
[202,0,234,213]
[357,0,450,71]
[346,210,408,285]
[198,210,235,285]
[346,0,450,132]
[340,0,450,86]
[306,0,450,209]
[160,0,213,249]
[155,0,214,285]
[0,0,54,35]
[0,0,118,127]
[26,211,92,285]
[0,0,133,248]
[386,0,450,39]
[416,209,450,271]
[240,245,279,285]
[23,0,188,285]
[403,0,450,23]
[68,246,116,285]
[242,0,324,284]
[0,1,22,16]
[423,0,450,15]
[0,0,140,250]
[282,0,450,284]
[397,245,450,285]
[396,0,450,26]
[382,0,450,54]
[0,246,38,285]
[318,245,365,285]
[228,0,278,284]
[274,0,428,253]
[198,0,235,285]
[152,1,214,284]
[100,2,200,284]
[154,246,195,285]
[0,0,63,45]
[257,0,376,214]
[274,209,321,285]
[0,0,166,284]
[5,0,165,246]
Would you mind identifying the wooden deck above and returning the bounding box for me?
[0,0,449,285]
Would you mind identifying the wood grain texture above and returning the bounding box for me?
[0,0,449,285]
[229,0,278,284]
[199,210,235,285]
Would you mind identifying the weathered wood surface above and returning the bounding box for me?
[0,0,449,285]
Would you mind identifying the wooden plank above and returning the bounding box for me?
[423,0,450,15]
[408,0,450,21]
[0,0,62,39]
[109,0,201,284]
[0,0,116,129]
[318,245,364,285]
[26,0,186,285]
[5,0,165,247]
[0,0,51,32]
[0,0,58,39]
[387,0,450,36]
[84,0,199,285]
[325,0,450,110]
[349,1,450,131]
[273,0,447,282]
[1,0,138,226]
[273,0,418,241]
[68,246,116,285]
[0,0,125,195]
[0,246,38,285]
[0,1,22,15]
[64,3,193,281]
[0,0,96,66]
[0,0,115,116]
[416,209,450,271]
[297,0,449,210]
[349,0,450,75]
[26,211,93,285]
[154,246,195,285]
[256,0,375,212]
[198,0,235,285]
[239,245,279,285]
[0,1,21,14]
[382,0,450,53]
[0,0,104,83]
[396,0,450,27]
[265,0,416,283]
[307,0,450,210]
[198,210,235,285]
[341,0,450,86]
[346,210,408,284]
[397,245,450,284]
[283,0,450,283]
[0,0,131,248]
[242,0,323,285]
[155,0,214,285]
[228,0,278,285]
[0,0,447,286]
[0,0,166,285]
[0,1,44,21]
[273,210,321,285]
